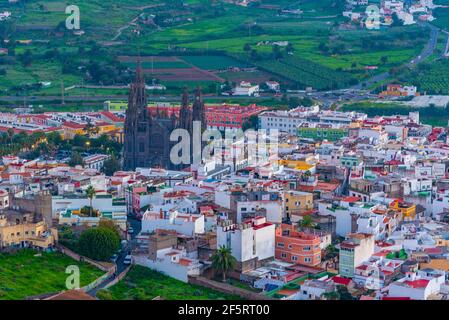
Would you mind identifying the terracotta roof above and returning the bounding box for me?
[403,279,429,289]
[331,276,351,286]
[45,290,96,300]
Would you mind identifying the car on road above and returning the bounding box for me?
[110,254,119,263]
[128,227,134,234]
[124,255,132,265]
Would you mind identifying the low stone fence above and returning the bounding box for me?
[56,244,115,273]
[56,244,117,294]
[188,276,275,300]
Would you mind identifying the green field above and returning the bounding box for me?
[99,265,241,300]
[0,0,443,96]
[432,1,449,30]
[0,249,104,300]
[393,59,449,95]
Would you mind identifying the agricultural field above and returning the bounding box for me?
[432,0,449,30]
[395,59,449,95]
[0,0,440,95]
[98,265,241,300]
[0,249,104,300]
[181,55,248,70]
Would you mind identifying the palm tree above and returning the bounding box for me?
[211,245,237,282]
[6,128,14,145]
[86,185,96,217]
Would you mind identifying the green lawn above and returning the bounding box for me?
[0,249,104,300]
[101,265,241,300]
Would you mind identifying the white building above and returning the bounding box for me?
[51,194,126,219]
[133,248,201,283]
[236,200,283,224]
[83,154,111,171]
[141,210,205,236]
[233,81,260,97]
[388,269,445,300]
[217,216,275,271]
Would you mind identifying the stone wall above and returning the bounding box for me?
[188,276,275,300]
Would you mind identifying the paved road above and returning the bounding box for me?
[442,31,449,57]
[87,217,142,297]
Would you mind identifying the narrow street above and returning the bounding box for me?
[87,217,142,298]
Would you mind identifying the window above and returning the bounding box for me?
[277,242,285,248]
[292,256,298,261]
[304,246,311,251]
[281,253,287,258]
[304,257,311,263]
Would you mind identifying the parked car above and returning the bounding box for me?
[128,227,134,234]
[123,255,132,265]
[110,254,119,263]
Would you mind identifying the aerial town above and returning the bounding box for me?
[1,0,449,306]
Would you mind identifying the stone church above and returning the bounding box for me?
[123,62,206,171]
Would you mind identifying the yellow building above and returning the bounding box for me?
[390,199,416,221]
[61,122,86,140]
[96,122,117,136]
[0,213,58,249]
[278,159,316,173]
[283,190,314,221]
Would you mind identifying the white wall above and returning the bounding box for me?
[141,213,205,236]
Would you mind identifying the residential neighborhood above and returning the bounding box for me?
[2,0,449,310]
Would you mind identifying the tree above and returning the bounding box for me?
[68,151,84,167]
[85,121,99,137]
[380,56,388,65]
[336,285,354,300]
[272,45,283,60]
[102,154,120,176]
[18,49,34,67]
[86,185,96,217]
[211,245,237,282]
[298,215,315,228]
[6,128,14,145]
[322,291,340,300]
[243,43,251,52]
[249,49,260,61]
[77,227,120,261]
[99,219,120,238]
[324,244,338,260]
[242,115,259,131]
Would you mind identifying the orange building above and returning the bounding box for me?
[275,224,321,267]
